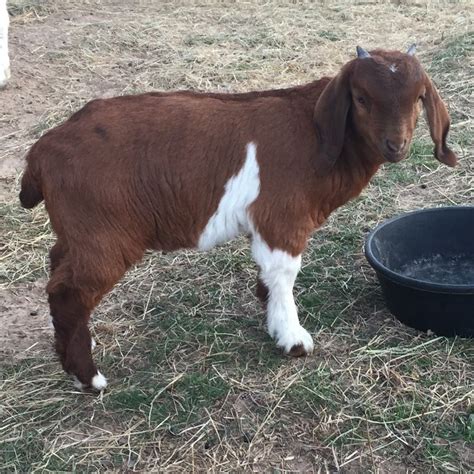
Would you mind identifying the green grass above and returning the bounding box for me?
[430,32,474,74]
[107,372,229,427]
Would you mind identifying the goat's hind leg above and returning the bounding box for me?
[47,255,117,390]
[47,237,141,390]
[50,240,98,352]
[48,281,107,391]
[50,239,67,272]
[48,240,97,356]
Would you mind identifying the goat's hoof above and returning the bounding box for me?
[272,324,314,357]
[287,343,309,357]
[72,370,108,392]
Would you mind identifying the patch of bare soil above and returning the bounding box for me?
[0,8,129,181]
[0,278,51,361]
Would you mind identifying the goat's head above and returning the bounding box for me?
[314,45,457,169]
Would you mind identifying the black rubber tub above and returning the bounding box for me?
[365,206,474,337]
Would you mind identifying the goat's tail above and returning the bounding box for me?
[19,147,44,209]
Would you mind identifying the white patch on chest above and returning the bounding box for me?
[198,142,260,251]
[389,64,397,73]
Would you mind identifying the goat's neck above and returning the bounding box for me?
[342,127,384,176]
[313,131,381,226]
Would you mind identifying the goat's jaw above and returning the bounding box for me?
[384,151,407,163]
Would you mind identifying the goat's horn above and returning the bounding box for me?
[407,44,416,56]
[356,46,371,59]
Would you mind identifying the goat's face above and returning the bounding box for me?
[349,49,426,163]
[314,46,457,169]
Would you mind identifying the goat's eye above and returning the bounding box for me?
[357,96,366,105]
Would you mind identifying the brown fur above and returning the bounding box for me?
[19,49,456,388]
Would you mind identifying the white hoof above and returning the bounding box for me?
[271,323,314,356]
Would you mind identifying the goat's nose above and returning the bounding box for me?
[386,139,407,153]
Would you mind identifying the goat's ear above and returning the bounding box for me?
[423,75,457,167]
[313,66,351,172]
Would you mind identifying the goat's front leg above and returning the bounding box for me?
[252,233,314,356]
[0,0,10,89]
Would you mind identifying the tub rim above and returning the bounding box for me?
[364,206,474,295]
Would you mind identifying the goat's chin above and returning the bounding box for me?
[384,152,407,164]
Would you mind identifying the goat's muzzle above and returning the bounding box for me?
[383,138,408,163]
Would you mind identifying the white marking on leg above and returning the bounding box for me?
[251,231,314,355]
[0,0,10,88]
[198,142,260,251]
[72,371,108,391]
[91,371,107,391]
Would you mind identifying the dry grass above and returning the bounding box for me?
[1,1,473,472]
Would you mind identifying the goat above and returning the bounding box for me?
[20,46,457,391]
[0,0,9,88]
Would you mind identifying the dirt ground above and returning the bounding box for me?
[0,278,51,358]
[0,1,472,472]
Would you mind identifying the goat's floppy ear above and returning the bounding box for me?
[423,75,457,167]
[313,65,351,171]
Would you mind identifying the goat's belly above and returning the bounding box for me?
[197,142,260,251]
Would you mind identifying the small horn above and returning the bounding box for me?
[407,43,416,56]
[356,46,371,59]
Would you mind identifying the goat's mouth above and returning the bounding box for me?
[384,151,407,163]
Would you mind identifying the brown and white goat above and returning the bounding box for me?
[20,46,457,390]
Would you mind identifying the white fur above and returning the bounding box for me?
[251,231,314,354]
[91,371,107,391]
[389,64,397,73]
[0,0,10,88]
[198,142,260,251]
[72,370,107,391]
